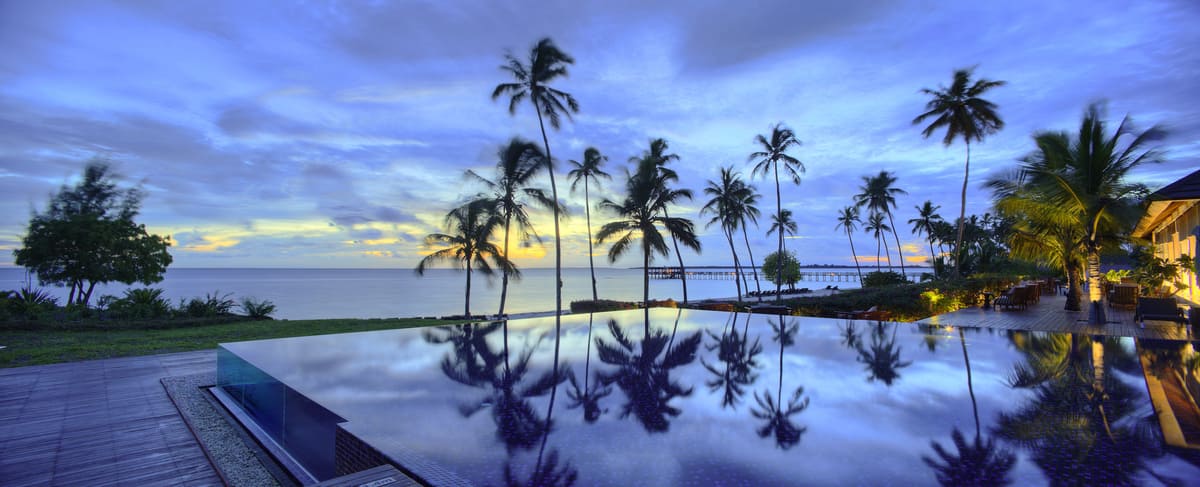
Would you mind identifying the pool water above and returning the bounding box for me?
[217,308,1200,486]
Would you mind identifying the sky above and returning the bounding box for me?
[1,0,1198,270]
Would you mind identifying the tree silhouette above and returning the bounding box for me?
[835,205,865,282]
[565,314,612,422]
[701,311,763,408]
[856,171,908,275]
[855,322,911,386]
[702,167,756,299]
[909,200,943,266]
[751,317,809,450]
[416,199,511,317]
[913,67,1005,275]
[567,147,611,301]
[594,316,702,433]
[749,123,804,303]
[634,138,696,304]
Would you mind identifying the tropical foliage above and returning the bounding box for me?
[567,147,612,301]
[416,199,512,317]
[749,123,804,302]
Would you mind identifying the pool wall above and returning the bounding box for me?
[216,345,348,481]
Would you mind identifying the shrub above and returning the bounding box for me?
[240,297,277,320]
[570,299,639,313]
[7,287,59,320]
[861,271,908,288]
[182,291,237,317]
[108,288,172,319]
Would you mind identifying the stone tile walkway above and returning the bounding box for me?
[0,350,220,486]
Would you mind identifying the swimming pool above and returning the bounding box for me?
[216,308,1200,485]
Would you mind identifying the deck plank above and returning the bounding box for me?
[916,293,1194,340]
[0,350,221,486]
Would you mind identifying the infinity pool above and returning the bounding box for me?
[216,308,1200,485]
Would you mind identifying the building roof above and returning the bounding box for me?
[1149,169,1200,201]
[1133,169,1200,239]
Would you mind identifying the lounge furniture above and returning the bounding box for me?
[1135,297,1187,324]
[995,286,1030,310]
[1108,284,1138,310]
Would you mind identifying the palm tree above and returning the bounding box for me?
[909,201,943,266]
[415,199,512,317]
[767,208,798,242]
[913,67,1006,275]
[865,211,891,272]
[467,138,553,317]
[998,103,1164,324]
[749,123,804,303]
[596,159,701,327]
[736,184,765,301]
[492,37,579,360]
[855,171,908,275]
[635,138,696,304]
[701,166,752,299]
[835,206,865,282]
[567,147,612,302]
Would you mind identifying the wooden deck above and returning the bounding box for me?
[917,293,1195,340]
[0,350,220,486]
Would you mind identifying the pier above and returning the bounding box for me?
[645,266,919,282]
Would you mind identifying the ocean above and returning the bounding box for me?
[0,266,921,320]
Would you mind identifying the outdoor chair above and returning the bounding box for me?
[1108,285,1138,310]
[995,286,1029,310]
[1135,297,1187,325]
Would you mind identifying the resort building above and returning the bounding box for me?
[1133,168,1200,305]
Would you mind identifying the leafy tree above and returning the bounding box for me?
[493,37,578,360]
[701,166,754,299]
[909,201,943,265]
[597,158,700,327]
[994,103,1163,324]
[14,161,172,307]
[835,206,865,282]
[855,171,908,275]
[415,199,512,317]
[762,250,800,290]
[634,138,696,304]
[749,123,804,303]
[913,67,1006,275]
[567,147,612,301]
[467,137,553,317]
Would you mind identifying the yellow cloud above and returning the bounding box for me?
[181,236,240,253]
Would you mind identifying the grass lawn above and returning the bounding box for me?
[0,317,448,368]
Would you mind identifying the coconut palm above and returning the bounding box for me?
[767,208,797,242]
[855,171,908,275]
[997,103,1164,324]
[909,201,943,266]
[467,138,554,317]
[416,199,512,317]
[635,138,695,304]
[865,211,891,272]
[492,37,579,358]
[913,67,1006,275]
[749,123,804,302]
[736,184,765,301]
[567,147,612,302]
[596,159,701,328]
[835,206,865,281]
[701,166,753,299]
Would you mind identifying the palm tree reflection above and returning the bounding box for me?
[995,332,1175,485]
[923,328,1016,486]
[856,322,912,386]
[702,311,764,408]
[595,312,702,433]
[839,319,862,351]
[501,319,578,487]
[751,317,809,450]
[565,314,612,422]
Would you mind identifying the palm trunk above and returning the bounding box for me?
[927,238,936,267]
[643,241,651,336]
[498,213,512,317]
[1066,263,1082,312]
[887,211,906,277]
[741,222,763,302]
[883,235,893,270]
[726,228,743,299]
[1086,246,1106,325]
[663,207,688,304]
[773,164,783,303]
[960,328,979,438]
[876,235,882,272]
[954,141,970,276]
[585,177,598,301]
[464,253,474,317]
[847,230,863,281]
[532,99,564,363]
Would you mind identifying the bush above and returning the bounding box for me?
[240,297,277,320]
[570,299,639,313]
[108,288,172,320]
[6,287,59,320]
[182,291,236,317]
[861,271,908,288]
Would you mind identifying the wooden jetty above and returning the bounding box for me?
[646,266,918,283]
